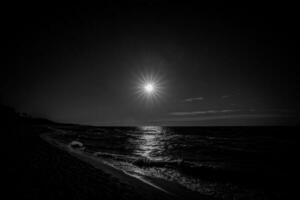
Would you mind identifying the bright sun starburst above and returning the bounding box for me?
[144,83,155,94]
[134,70,165,104]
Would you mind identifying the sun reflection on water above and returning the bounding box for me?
[135,126,165,160]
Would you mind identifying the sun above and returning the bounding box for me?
[134,70,165,103]
[144,83,155,94]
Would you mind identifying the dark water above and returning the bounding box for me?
[50,126,298,199]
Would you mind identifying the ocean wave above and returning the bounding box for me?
[93,151,137,162]
[102,155,277,186]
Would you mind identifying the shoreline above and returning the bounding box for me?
[41,133,211,200]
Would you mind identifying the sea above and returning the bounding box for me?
[48,126,298,200]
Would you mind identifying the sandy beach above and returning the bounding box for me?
[41,133,212,200]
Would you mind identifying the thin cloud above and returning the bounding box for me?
[221,95,230,99]
[171,108,299,116]
[152,113,291,124]
[184,97,204,102]
[170,109,237,116]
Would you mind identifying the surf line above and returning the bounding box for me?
[41,133,176,197]
[102,160,175,196]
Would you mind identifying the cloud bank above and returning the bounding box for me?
[184,97,204,102]
[170,109,237,116]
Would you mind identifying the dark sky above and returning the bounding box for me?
[1,2,299,125]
